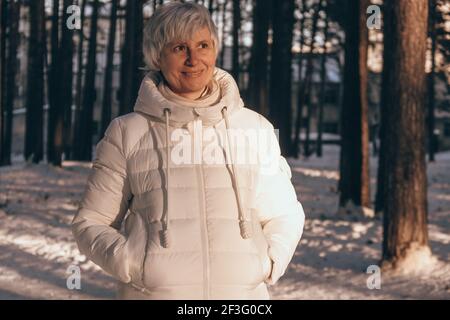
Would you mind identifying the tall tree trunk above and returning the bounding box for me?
[2,0,20,166]
[375,127,386,213]
[48,0,74,166]
[208,0,214,15]
[269,0,295,156]
[119,0,144,116]
[219,1,227,68]
[231,0,241,82]
[427,0,436,162]
[247,0,271,117]
[337,52,344,193]
[303,0,322,157]
[25,0,45,164]
[316,0,328,158]
[71,0,87,160]
[293,0,307,157]
[74,0,99,161]
[0,0,4,166]
[338,0,370,211]
[375,8,390,215]
[47,0,60,164]
[59,0,75,165]
[382,0,430,269]
[100,0,118,140]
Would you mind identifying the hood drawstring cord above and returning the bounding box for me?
[221,107,252,239]
[160,108,172,248]
[159,106,252,247]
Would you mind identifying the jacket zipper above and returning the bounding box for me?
[198,162,210,299]
[195,119,210,300]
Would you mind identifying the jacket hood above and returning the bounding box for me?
[133,67,245,127]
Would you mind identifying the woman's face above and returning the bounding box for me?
[159,27,217,100]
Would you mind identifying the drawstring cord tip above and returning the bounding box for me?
[159,229,171,248]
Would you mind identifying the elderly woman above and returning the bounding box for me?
[72,2,305,300]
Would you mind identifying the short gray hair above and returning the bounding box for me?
[143,2,220,71]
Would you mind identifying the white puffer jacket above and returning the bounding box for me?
[71,68,305,299]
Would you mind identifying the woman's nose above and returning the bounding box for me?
[185,49,199,66]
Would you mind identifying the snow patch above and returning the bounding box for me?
[382,243,441,277]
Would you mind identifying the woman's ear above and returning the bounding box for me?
[154,57,162,72]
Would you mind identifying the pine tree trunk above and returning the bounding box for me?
[71,0,87,160]
[316,0,328,158]
[47,0,61,165]
[219,1,227,68]
[100,0,118,140]
[293,0,307,158]
[427,0,436,162]
[337,53,344,193]
[231,0,240,82]
[208,0,214,15]
[75,0,99,161]
[338,0,370,210]
[0,0,4,166]
[2,0,20,166]
[60,0,75,165]
[269,0,295,156]
[247,0,271,117]
[119,0,144,116]
[25,0,45,164]
[375,37,389,214]
[303,0,322,157]
[48,0,74,166]
[382,0,430,268]
[375,3,392,215]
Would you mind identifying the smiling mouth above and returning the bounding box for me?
[181,70,204,78]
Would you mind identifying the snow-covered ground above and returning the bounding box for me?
[0,145,449,299]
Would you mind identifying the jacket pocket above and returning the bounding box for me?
[124,211,147,288]
[260,254,273,281]
[253,234,272,282]
[250,209,272,282]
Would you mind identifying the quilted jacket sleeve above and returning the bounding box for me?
[255,118,305,285]
[71,118,132,283]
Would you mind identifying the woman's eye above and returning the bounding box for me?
[174,45,186,52]
[200,43,209,49]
